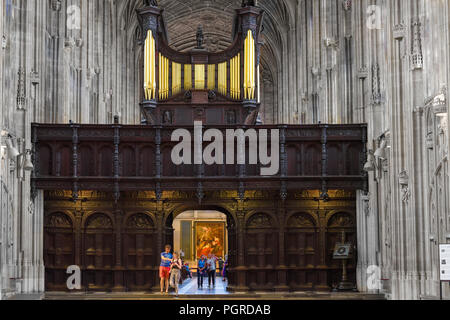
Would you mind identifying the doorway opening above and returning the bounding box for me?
[170,210,230,295]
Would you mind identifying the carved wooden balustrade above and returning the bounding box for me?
[31,123,367,197]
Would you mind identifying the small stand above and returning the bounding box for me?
[333,231,355,291]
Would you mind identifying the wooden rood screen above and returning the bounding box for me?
[33,123,367,292]
[33,1,368,292]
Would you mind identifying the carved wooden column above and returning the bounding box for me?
[275,126,289,291]
[234,202,249,291]
[317,209,329,290]
[74,209,82,267]
[237,209,246,267]
[71,123,79,201]
[321,125,329,199]
[257,232,265,288]
[113,116,120,203]
[153,201,164,292]
[153,124,164,291]
[113,207,125,291]
[275,199,289,291]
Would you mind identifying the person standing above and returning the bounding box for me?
[207,254,217,288]
[222,255,228,281]
[169,252,183,296]
[159,244,173,294]
[179,248,185,260]
[197,255,207,289]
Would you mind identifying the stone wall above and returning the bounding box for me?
[0,0,449,299]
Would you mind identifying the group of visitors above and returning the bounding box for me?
[159,245,192,295]
[196,254,228,289]
[159,244,229,295]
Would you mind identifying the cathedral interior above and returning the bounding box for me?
[0,0,449,300]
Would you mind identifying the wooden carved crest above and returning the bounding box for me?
[328,213,354,227]
[287,213,315,228]
[46,212,72,228]
[86,214,113,229]
[247,213,272,228]
[127,213,154,229]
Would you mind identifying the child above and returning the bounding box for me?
[184,263,193,278]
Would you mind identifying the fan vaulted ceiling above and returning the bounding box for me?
[120,0,293,69]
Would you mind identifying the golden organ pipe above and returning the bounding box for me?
[233,55,236,99]
[178,63,181,94]
[244,30,255,100]
[184,64,192,90]
[231,56,234,99]
[238,53,240,99]
[244,32,248,98]
[230,54,241,100]
[172,62,181,95]
[160,55,163,100]
[165,57,169,99]
[208,64,215,90]
[231,57,234,99]
[144,30,156,100]
[144,31,148,98]
[158,54,169,100]
[251,33,255,98]
[218,62,227,96]
[195,64,205,90]
[159,54,162,100]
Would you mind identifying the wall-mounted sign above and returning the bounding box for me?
[439,244,450,281]
[333,243,352,260]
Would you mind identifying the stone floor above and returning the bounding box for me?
[178,275,229,295]
[42,276,386,300]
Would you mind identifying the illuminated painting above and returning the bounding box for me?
[195,222,225,259]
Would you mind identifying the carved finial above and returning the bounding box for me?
[196,25,204,49]
[143,0,158,7]
[242,0,256,7]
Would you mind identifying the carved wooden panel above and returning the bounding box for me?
[44,212,75,291]
[245,213,277,290]
[43,190,357,292]
[83,213,114,290]
[123,213,157,290]
[285,213,319,289]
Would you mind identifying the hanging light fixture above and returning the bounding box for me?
[363,154,375,172]
[23,150,34,171]
[5,136,20,159]
[0,145,6,160]
[374,140,387,160]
